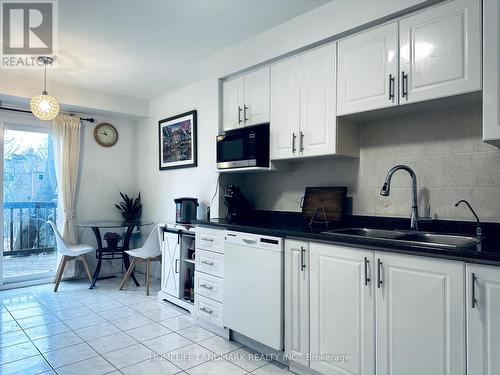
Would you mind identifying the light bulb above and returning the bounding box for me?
[30,93,60,120]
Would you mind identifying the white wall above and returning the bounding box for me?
[0,72,148,118]
[137,78,220,224]
[77,114,142,275]
[136,0,434,224]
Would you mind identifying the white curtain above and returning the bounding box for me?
[52,114,81,244]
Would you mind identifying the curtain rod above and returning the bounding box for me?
[0,104,95,123]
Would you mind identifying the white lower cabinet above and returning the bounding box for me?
[161,231,180,298]
[285,240,310,367]
[376,253,465,375]
[285,241,467,375]
[466,264,500,375]
[194,227,225,328]
[309,243,375,375]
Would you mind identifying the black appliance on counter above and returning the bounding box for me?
[224,185,251,221]
[216,123,269,170]
[174,197,199,224]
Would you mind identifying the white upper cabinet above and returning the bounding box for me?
[270,56,301,160]
[244,68,270,126]
[222,67,270,131]
[222,76,244,131]
[284,240,310,368]
[482,0,500,146]
[337,21,399,115]
[299,43,337,158]
[309,243,375,375]
[376,253,465,375]
[399,0,481,104]
[270,43,346,160]
[466,264,500,375]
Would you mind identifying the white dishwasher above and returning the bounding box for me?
[223,230,284,350]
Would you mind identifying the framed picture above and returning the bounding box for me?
[158,110,197,170]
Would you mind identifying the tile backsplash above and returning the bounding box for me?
[228,104,500,222]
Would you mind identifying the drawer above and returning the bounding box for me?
[195,294,223,327]
[195,271,223,302]
[195,249,224,278]
[196,227,224,253]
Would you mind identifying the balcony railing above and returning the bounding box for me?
[3,201,57,257]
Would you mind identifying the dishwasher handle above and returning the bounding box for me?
[242,238,258,245]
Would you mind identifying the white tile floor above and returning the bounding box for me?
[0,276,294,375]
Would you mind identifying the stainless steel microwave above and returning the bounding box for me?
[216,123,270,170]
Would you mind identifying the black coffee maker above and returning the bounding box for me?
[224,185,251,222]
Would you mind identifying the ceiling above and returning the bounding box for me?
[8,0,329,100]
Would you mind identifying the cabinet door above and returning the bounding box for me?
[284,240,310,368]
[243,67,270,126]
[466,264,500,375]
[310,243,375,375]
[337,22,399,115]
[482,0,500,145]
[270,56,300,160]
[376,253,465,375]
[399,0,481,104]
[222,76,245,131]
[299,43,337,158]
[161,232,180,298]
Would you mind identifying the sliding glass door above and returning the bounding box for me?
[0,115,58,285]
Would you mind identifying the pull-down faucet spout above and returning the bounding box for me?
[380,165,419,231]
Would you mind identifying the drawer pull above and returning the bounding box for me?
[200,283,213,290]
[201,260,214,266]
[201,237,214,242]
[200,307,213,314]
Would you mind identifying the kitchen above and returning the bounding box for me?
[0,0,499,374]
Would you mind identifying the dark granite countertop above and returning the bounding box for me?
[194,211,500,266]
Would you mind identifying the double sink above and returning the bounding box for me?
[321,228,480,251]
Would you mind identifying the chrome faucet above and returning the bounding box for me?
[455,200,482,251]
[380,165,419,231]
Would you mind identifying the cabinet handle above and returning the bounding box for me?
[472,272,477,309]
[299,131,304,152]
[364,257,371,286]
[401,71,408,99]
[200,307,213,314]
[389,74,395,100]
[238,106,242,123]
[200,237,214,242]
[292,133,297,153]
[300,247,306,271]
[201,260,214,266]
[244,105,248,122]
[200,283,213,290]
[377,259,383,288]
[175,259,179,273]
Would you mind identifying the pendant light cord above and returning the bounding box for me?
[43,62,48,95]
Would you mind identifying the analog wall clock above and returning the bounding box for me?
[94,123,118,147]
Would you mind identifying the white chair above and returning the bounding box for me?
[119,224,162,295]
[47,221,94,292]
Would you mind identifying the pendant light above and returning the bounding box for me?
[30,56,59,121]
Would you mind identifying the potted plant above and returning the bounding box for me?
[115,192,142,222]
[104,232,122,250]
